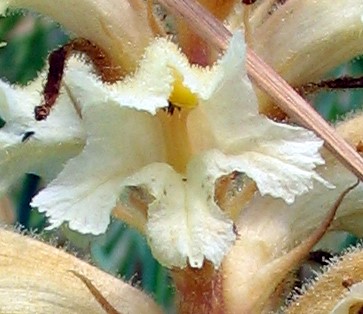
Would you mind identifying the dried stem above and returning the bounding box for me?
[299,76,363,95]
[35,38,122,121]
[157,0,363,181]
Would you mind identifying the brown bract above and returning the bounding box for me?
[285,248,363,314]
[0,229,162,314]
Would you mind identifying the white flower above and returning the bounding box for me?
[24,32,330,268]
[0,76,84,195]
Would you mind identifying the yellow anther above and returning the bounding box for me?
[169,71,198,109]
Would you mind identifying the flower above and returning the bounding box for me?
[0,74,84,194]
[1,1,331,269]
[30,31,331,269]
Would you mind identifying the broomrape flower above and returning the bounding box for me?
[1,0,363,313]
[0,0,331,270]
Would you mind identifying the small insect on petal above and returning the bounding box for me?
[21,131,35,143]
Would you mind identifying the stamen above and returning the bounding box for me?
[215,172,257,220]
[163,101,181,115]
[35,38,122,121]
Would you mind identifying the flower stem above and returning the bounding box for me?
[171,263,225,314]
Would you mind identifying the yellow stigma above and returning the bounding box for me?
[169,71,198,109]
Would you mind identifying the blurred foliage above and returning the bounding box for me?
[0,9,362,313]
[0,13,68,84]
[315,58,363,121]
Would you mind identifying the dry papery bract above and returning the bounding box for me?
[0,228,162,314]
